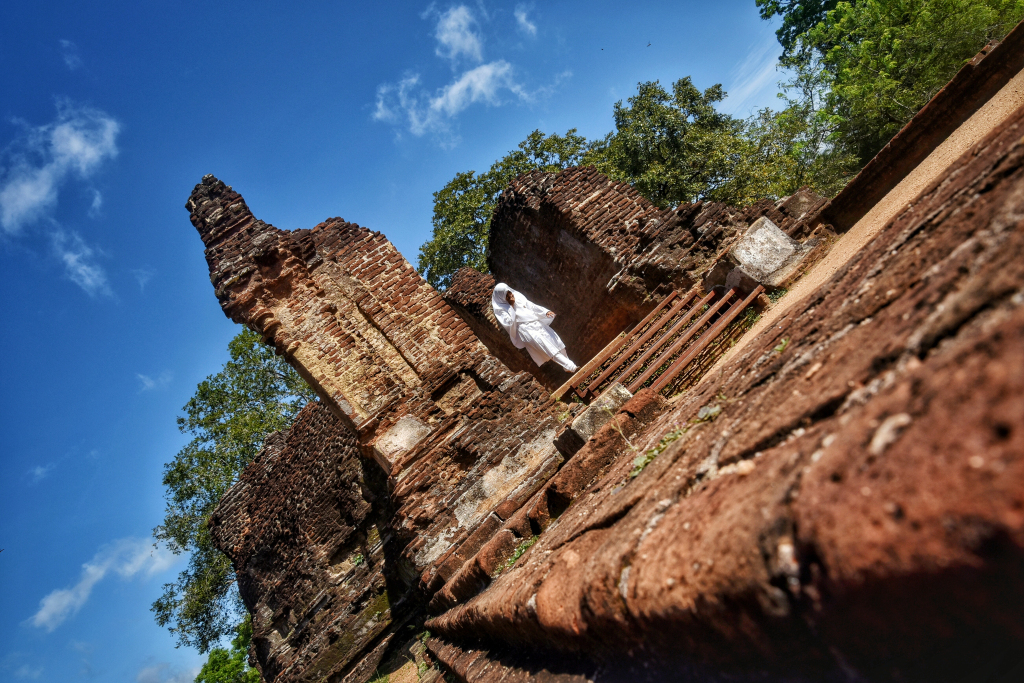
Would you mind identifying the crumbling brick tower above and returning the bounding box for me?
[190,176,563,681]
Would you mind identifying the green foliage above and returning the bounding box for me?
[417,129,602,289]
[598,77,746,207]
[756,0,841,58]
[492,536,539,576]
[153,328,317,652]
[417,76,855,279]
[795,0,1024,162]
[630,426,687,478]
[774,337,791,353]
[419,2,1024,291]
[194,616,261,683]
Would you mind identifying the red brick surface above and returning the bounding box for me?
[487,167,823,362]
[426,99,1024,682]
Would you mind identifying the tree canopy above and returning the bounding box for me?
[596,78,746,207]
[194,616,261,683]
[802,0,1024,162]
[152,328,316,653]
[756,0,841,58]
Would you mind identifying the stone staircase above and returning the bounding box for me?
[555,284,764,404]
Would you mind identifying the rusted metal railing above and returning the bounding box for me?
[649,286,764,394]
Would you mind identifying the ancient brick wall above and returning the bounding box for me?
[442,267,568,391]
[192,179,568,680]
[197,27,1024,682]
[488,167,823,363]
[209,401,394,683]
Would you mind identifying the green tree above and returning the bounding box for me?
[756,0,841,59]
[597,77,748,207]
[194,615,261,683]
[724,55,858,201]
[417,129,602,289]
[782,0,1024,163]
[153,328,317,652]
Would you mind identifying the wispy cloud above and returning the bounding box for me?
[136,370,172,392]
[514,5,537,37]
[432,5,483,64]
[136,662,201,683]
[374,61,530,141]
[89,189,103,215]
[52,230,111,297]
[131,267,155,292]
[29,538,175,632]
[14,664,42,680]
[723,34,781,116]
[374,4,561,144]
[59,40,83,71]
[28,463,55,483]
[0,102,119,234]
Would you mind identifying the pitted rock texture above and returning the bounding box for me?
[488,168,823,362]
[442,267,568,391]
[426,97,1024,682]
[209,401,394,683]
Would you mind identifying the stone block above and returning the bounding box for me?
[729,216,811,286]
[724,266,762,296]
[567,383,633,446]
[374,416,432,471]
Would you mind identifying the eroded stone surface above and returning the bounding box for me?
[566,383,632,447]
[426,91,1024,682]
[729,216,812,286]
[196,33,1024,683]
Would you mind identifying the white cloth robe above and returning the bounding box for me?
[491,283,573,368]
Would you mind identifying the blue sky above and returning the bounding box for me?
[0,2,785,681]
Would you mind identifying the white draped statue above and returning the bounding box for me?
[491,283,578,373]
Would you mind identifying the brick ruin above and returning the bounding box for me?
[190,179,565,681]
[193,23,1024,683]
[485,166,826,363]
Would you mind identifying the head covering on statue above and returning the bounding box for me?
[491,283,578,373]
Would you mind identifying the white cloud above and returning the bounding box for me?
[30,538,175,632]
[60,40,82,71]
[723,35,781,116]
[0,102,119,233]
[28,463,55,483]
[374,61,529,139]
[136,663,201,683]
[14,665,42,680]
[131,267,155,292]
[52,230,111,297]
[514,5,537,36]
[136,370,172,392]
[433,5,482,64]
[431,60,526,116]
[89,188,102,214]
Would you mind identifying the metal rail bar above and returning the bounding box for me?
[611,291,715,391]
[627,290,737,393]
[567,290,681,401]
[581,290,695,399]
[650,286,764,394]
